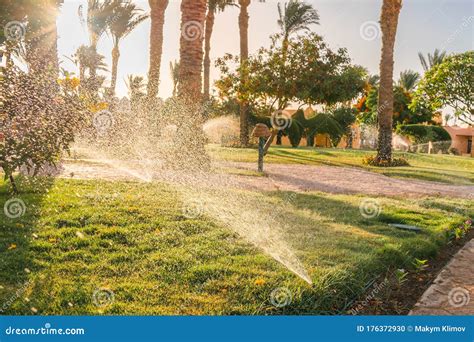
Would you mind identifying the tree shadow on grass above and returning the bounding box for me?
[0,176,54,314]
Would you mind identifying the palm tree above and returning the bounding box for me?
[376,0,402,163]
[169,60,180,97]
[80,0,117,79]
[126,74,147,103]
[147,0,169,100]
[418,49,446,72]
[238,0,251,146]
[108,1,149,96]
[277,0,319,59]
[178,0,207,98]
[203,0,235,99]
[397,69,420,92]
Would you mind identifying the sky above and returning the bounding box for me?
[57,0,474,99]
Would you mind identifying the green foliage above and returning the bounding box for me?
[287,120,304,147]
[396,125,451,144]
[362,156,410,167]
[215,33,366,114]
[412,51,474,126]
[306,113,344,147]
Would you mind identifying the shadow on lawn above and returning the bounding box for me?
[0,176,54,315]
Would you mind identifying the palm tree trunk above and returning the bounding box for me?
[239,0,250,146]
[110,45,120,95]
[376,0,402,162]
[203,9,215,99]
[147,0,169,100]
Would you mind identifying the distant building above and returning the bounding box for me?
[443,126,474,157]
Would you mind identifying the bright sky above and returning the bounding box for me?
[57,0,474,99]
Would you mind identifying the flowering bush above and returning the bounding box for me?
[362,155,410,167]
[0,68,87,190]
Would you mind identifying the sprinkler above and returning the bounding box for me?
[251,124,271,172]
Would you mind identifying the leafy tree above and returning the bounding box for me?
[412,51,473,126]
[216,33,365,115]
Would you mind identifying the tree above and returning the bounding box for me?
[147,0,169,100]
[418,48,446,72]
[412,51,474,126]
[238,0,251,146]
[376,0,402,163]
[108,1,148,96]
[277,0,319,59]
[216,33,365,115]
[397,69,420,92]
[126,74,147,105]
[203,0,235,99]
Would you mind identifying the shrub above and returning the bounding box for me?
[362,155,410,167]
[396,124,451,144]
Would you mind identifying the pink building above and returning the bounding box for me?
[443,126,474,157]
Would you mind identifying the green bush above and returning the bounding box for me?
[396,124,451,144]
[362,155,410,167]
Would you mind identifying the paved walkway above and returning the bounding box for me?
[410,239,474,315]
[62,159,474,199]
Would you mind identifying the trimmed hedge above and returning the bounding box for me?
[396,124,451,144]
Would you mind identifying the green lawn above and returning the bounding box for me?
[209,145,474,185]
[1,177,472,315]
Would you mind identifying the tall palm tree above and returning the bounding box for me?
[203,0,235,99]
[108,1,149,96]
[147,0,169,100]
[397,69,420,92]
[418,49,446,72]
[238,0,251,146]
[376,0,402,163]
[178,0,207,98]
[126,74,147,103]
[80,0,116,79]
[277,0,319,59]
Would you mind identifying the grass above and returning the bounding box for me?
[1,176,472,315]
[208,144,474,185]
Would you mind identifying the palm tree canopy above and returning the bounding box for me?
[209,0,236,13]
[109,1,149,46]
[126,74,146,95]
[81,0,118,45]
[277,0,319,38]
[71,45,108,72]
[397,69,420,92]
[418,48,447,72]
